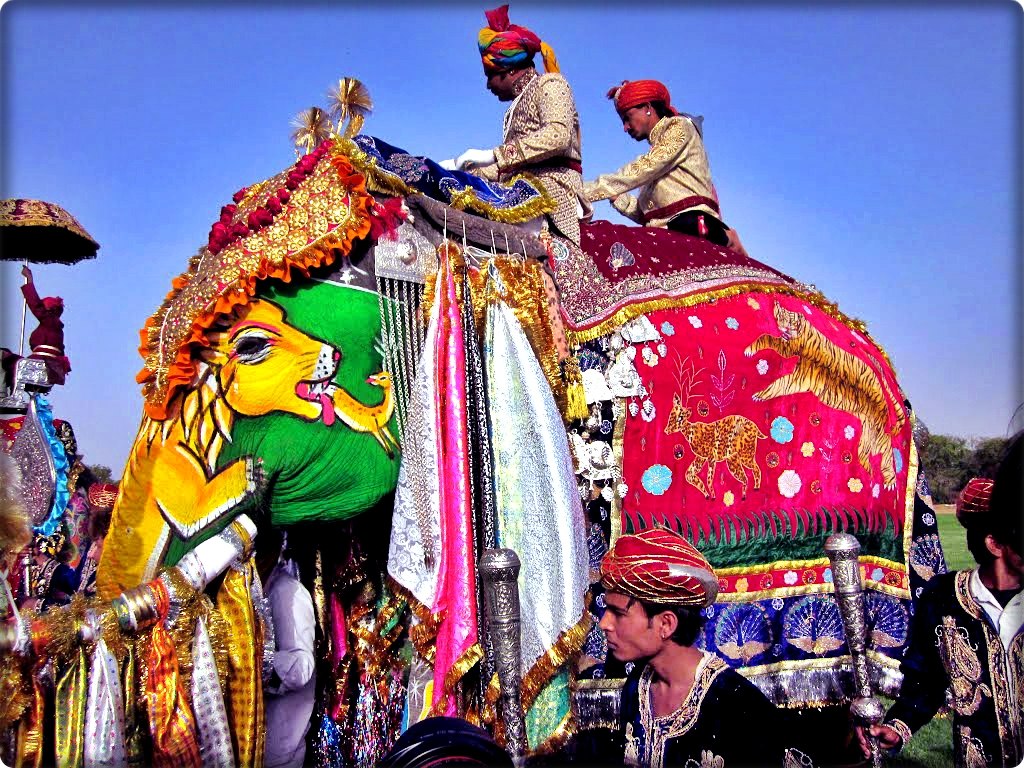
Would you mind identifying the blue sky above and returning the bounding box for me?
[1,2,1020,475]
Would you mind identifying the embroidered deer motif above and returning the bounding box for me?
[664,356,767,500]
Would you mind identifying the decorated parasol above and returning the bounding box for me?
[0,198,99,264]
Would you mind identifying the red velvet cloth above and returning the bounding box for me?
[579,219,788,287]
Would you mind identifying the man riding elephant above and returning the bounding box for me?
[584,79,746,254]
[452,4,591,247]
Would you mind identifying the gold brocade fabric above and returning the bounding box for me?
[424,253,565,411]
[55,646,87,768]
[216,562,265,768]
[583,116,717,227]
[473,70,590,245]
[15,661,45,768]
[0,198,99,246]
[137,148,373,420]
[145,622,202,768]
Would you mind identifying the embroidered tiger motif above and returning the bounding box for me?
[744,302,906,488]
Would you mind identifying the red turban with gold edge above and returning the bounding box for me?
[955,477,993,527]
[88,482,119,511]
[607,79,679,117]
[478,5,559,75]
[600,527,718,608]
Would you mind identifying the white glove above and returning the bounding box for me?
[456,148,496,170]
[437,158,458,171]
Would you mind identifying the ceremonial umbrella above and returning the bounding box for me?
[0,198,99,264]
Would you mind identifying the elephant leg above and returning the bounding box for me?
[686,458,709,498]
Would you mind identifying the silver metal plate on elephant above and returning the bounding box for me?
[10,397,57,527]
[373,222,437,284]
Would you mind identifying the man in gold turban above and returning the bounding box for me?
[584,79,746,253]
[452,4,590,246]
[599,528,800,768]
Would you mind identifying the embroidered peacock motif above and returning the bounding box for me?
[744,302,906,488]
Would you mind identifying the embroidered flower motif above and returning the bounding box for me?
[778,469,802,498]
[870,567,884,582]
[810,479,822,494]
[809,412,822,426]
[725,317,739,330]
[734,577,748,592]
[915,587,923,598]
[723,491,735,507]
[823,568,834,583]
[641,464,673,495]
[771,416,795,444]
[922,512,935,527]
[844,425,855,440]
[697,400,710,417]
[800,441,815,457]
[848,478,864,493]
[688,315,702,329]
[661,321,675,336]
[766,452,780,468]
[608,241,636,270]
[747,297,760,310]
[783,570,798,585]
[760,574,774,589]
[641,347,659,367]
[894,448,904,473]
[703,605,716,618]
[771,598,785,611]
[872,483,880,498]
[756,359,769,375]
[803,570,817,584]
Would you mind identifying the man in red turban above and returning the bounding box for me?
[584,79,746,254]
[598,527,805,767]
[451,5,590,246]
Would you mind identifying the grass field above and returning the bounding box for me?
[885,505,973,767]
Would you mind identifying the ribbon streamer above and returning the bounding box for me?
[84,638,127,768]
[55,646,88,768]
[217,559,265,767]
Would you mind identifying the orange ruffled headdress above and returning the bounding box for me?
[478,5,559,75]
[601,527,718,608]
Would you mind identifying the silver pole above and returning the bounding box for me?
[479,547,526,766]
[824,533,885,767]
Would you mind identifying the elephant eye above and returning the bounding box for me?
[233,333,272,363]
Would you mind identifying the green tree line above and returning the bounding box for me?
[916,426,1008,504]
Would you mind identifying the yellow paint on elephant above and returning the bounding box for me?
[97,300,343,600]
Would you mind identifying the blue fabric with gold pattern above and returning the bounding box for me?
[353,135,553,224]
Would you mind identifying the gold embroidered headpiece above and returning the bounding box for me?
[601,527,718,608]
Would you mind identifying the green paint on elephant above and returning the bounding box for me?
[163,279,400,564]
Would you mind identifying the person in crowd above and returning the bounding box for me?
[257,527,317,768]
[856,432,1023,767]
[599,526,807,767]
[451,4,591,246]
[584,79,746,253]
[379,716,513,767]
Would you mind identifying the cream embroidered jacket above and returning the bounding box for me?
[474,69,590,245]
[584,115,717,228]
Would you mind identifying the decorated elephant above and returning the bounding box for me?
[0,80,944,768]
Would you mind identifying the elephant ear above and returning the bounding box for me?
[216,279,400,527]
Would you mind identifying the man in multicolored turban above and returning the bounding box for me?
[598,527,802,768]
[453,4,590,246]
[583,80,745,252]
[857,433,1024,767]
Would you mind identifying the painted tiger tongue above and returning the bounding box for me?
[321,392,335,426]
